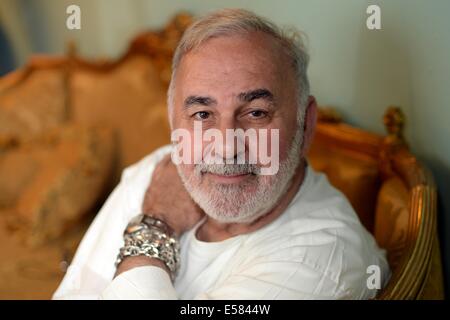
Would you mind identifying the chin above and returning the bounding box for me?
[196,191,274,224]
[204,210,262,224]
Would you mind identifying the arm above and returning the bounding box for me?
[52,146,175,300]
[101,250,357,300]
[101,153,204,299]
[52,181,130,299]
[98,155,353,300]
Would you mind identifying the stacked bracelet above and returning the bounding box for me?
[115,214,180,281]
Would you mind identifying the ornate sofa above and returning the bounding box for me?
[309,107,444,299]
[0,14,443,299]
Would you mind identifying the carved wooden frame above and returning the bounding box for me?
[317,107,444,299]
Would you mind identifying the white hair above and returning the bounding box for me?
[167,8,310,127]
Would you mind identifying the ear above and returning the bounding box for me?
[301,95,318,157]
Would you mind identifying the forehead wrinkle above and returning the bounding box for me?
[184,95,217,108]
[176,34,290,112]
[237,88,274,103]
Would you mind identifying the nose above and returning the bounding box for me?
[216,115,245,164]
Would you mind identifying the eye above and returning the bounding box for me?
[193,111,210,120]
[248,110,268,119]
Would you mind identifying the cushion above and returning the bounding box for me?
[373,176,410,270]
[4,124,115,246]
[308,141,380,232]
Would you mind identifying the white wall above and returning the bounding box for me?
[3,0,450,292]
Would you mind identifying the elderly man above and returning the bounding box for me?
[54,8,390,300]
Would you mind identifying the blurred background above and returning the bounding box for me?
[0,0,449,298]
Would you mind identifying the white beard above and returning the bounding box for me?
[176,128,303,224]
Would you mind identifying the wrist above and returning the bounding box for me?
[115,256,169,278]
[115,213,181,280]
[143,210,182,236]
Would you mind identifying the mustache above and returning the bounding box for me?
[195,162,261,176]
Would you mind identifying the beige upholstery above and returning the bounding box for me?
[309,138,380,232]
[70,56,170,175]
[374,177,410,271]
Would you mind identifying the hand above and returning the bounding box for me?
[141,154,204,236]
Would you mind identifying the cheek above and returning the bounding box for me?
[179,163,195,174]
[277,117,300,162]
[190,131,202,164]
[252,127,292,164]
[277,136,292,162]
[171,125,203,165]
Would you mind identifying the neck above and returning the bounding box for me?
[196,159,307,242]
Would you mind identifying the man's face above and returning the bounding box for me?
[171,32,303,223]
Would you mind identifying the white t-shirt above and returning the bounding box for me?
[53,145,390,300]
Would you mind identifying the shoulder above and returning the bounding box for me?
[120,144,173,184]
[239,166,390,298]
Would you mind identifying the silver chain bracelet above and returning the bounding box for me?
[115,214,180,281]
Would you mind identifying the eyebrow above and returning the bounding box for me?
[183,88,274,109]
[237,88,274,103]
[184,95,217,108]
